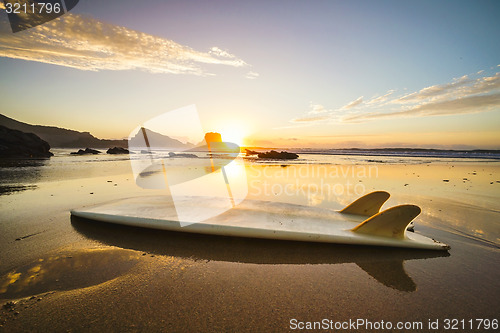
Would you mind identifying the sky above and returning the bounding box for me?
[0,0,499,149]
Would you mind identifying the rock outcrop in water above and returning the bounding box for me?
[0,125,53,158]
[168,152,198,158]
[107,147,130,154]
[245,149,259,156]
[71,148,101,155]
[257,150,298,160]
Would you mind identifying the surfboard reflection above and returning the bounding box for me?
[71,216,449,292]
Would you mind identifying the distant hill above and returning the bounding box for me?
[128,127,194,149]
[0,114,193,150]
[0,114,126,148]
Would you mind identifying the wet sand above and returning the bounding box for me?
[0,155,499,332]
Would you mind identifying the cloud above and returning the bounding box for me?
[345,93,500,121]
[396,75,472,103]
[309,103,329,114]
[366,90,395,105]
[466,72,500,95]
[245,71,260,79]
[291,115,330,123]
[0,14,248,75]
[341,96,363,109]
[344,72,500,122]
[286,68,500,126]
[287,103,338,124]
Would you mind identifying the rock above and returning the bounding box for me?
[257,150,299,160]
[0,125,53,158]
[70,148,101,155]
[85,148,100,154]
[3,301,15,309]
[168,152,198,158]
[245,149,259,156]
[204,132,222,143]
[106,147,130,154]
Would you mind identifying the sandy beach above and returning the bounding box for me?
[1,151,499,332]
[1,0,499,331]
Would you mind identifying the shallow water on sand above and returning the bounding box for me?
[0,150,499,331]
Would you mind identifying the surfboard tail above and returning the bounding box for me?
[340,191,390,217]
[351,205,421,239]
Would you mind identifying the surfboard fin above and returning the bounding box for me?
[351,205,421,239]
[340,191,390,217]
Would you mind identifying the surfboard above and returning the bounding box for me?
[71,191,449,250]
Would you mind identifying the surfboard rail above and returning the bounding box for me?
[70,193,450,251]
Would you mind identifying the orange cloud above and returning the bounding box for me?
[0,14,249,75]
[344,92,500,122]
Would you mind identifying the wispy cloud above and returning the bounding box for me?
[346,92,500,121]
[245,71,260,79]
[341,96,363,109]
[287,69,500,125]
[309,103,330,114]
[0,14,249,75]
[291,115,330,123]
[347,72,500,122]
[289,103,337,124]
[395,75,472,103]
[366,90,395,105]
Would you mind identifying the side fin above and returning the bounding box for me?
[351,205,421,239]
[340,191,390,216]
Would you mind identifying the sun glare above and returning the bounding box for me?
[217,123,249,146]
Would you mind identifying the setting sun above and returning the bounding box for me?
[216,122,249,146]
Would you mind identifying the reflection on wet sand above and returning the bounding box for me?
[0,159,47,195]
[0,248,139,300]
[71,216,449,292]
[0,184,38,195]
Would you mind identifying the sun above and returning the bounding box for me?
[217,122,249,147]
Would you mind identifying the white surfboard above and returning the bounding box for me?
[70,191,449,251]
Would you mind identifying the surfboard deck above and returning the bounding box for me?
[71,195,449,251]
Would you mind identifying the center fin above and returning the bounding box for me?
[351,205,421,239]
[340,191,390,216]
